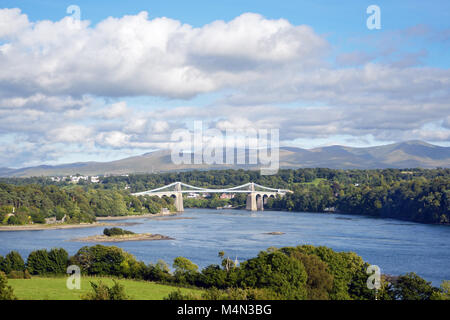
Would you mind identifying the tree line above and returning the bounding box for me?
[0,244,448,300]
[0,184,175,225]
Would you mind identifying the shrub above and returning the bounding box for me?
[7,270,26,279]
[0,272,16,300]
[103,228,135,237]
[82,280,129,300]
[164,289,200,300]
[71,245,139,277]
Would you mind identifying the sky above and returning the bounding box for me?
[0,0,449,168]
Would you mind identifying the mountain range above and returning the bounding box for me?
[1,140,449,177]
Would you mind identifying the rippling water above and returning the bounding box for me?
[0,209,449,285]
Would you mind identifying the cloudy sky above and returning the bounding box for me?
[0,0,449,168]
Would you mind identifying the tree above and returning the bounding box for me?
[0,272,16,300]
[3,251,25,273]
[290,252,334,300]
[198,265,228,289]
[298,246,369,300]
[27,249,51,275]
[47,248,69,274]
[71,245,138,277]
[237,250,308,300]
[145,260,173,283]
[0,205,13,224]
[173,257,199,284]
[432,280,450,300]
[103,227,134,236]
[391,273,438,300]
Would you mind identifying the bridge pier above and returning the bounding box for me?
[175,192,184,212]
[174,182,184,212]
[246,192,257,211]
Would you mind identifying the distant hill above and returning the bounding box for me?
[1,140,449,177]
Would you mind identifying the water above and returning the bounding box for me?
[0,209,449,285]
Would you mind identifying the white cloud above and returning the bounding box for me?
[99,101,129,119]
[152,120,170,133]
[49,125,94,143]
[0,10,327,100]
[96,131,131,148]
[0,9,449,167]
[0,8,29,39]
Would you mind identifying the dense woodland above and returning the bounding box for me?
[0,168,449,225]
[0,184,175,225]
[0,244,448,300]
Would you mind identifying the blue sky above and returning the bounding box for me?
[0,1,449,167]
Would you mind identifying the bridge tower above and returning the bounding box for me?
[174,182,184,212]
[246,182,258,211]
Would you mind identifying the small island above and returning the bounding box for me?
[71,227,174,242]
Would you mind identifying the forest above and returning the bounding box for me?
[0,184,175,225]
[0,168,449,225]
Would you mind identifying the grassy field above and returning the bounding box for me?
[8,276,201,300]
[291,178,327,186]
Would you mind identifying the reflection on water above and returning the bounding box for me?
[0,208,449,285]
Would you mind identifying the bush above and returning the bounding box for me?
[82,280,129,300]
[103,228,135,237]
[0,272,16,300]
[71,245,139,277]
[164,289,200,300]
[201,287,280,300]
[7,270,30,279]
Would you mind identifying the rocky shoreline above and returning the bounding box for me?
[71,233,174,242]
[96,212,178,221]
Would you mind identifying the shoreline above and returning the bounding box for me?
[0,212,182,232]
[96,212,179,221]
[70,233,174,242]
[0,222,123,232]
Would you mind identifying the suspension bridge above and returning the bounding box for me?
[131,182,292,212]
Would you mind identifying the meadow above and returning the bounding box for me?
[8,276,201,300]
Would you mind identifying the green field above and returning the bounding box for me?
[8,277,201,300]
[291,178,327,186]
